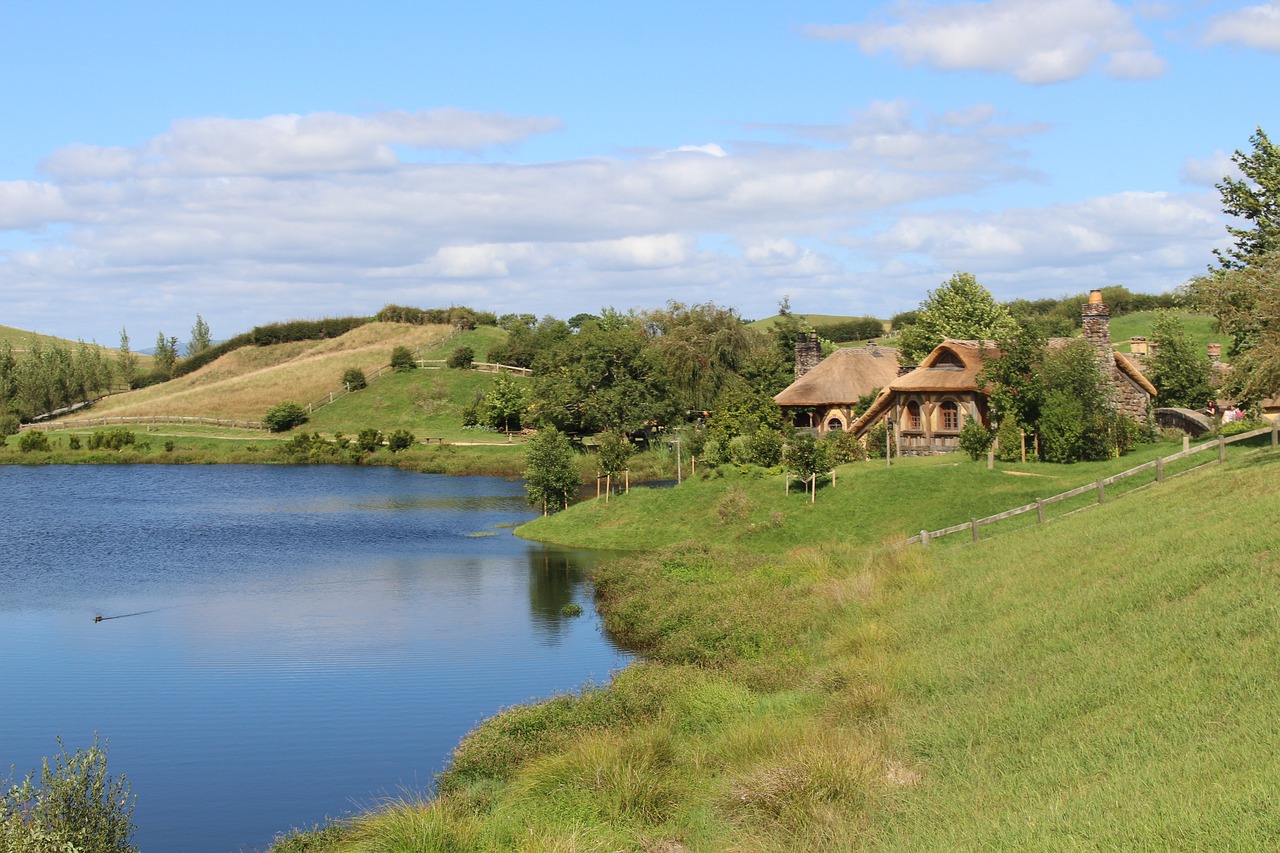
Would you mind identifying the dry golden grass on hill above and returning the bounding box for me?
[83,322,454,421]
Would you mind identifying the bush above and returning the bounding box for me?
[865,422,896,459]
[87,428,136,451]
[17,430,50,453]
[342,367,367,391]
[995,419,1023,462]
[0,413,20,436]
[826,429,867,465]
[264,402,308,433]
[0,735,136,853]
[68,435,82,450]
[447,346,475,370]
[356,427,383,452]
[957,421,993,461]
[386,429,416,452]
[390,345,416,372]
[746,428,784,467]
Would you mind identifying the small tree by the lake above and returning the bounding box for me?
[596,431,633,496]
[525,426,579,515]
[264,401,308,432]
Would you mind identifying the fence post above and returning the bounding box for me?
[971,517,980,542]
[987,447,994,470]
[1156,456,1164,483]
[920,529,929,547]
[1183,434,1190,453]
[1036,498,1044,524]
[1218,435,1226,463]
[1273,420,1278,448]
[1096,478,1105,504]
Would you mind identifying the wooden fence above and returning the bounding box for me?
[905,422,1279,547]
[27,415,266,432]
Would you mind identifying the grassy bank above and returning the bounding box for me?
[271,438,1280,851]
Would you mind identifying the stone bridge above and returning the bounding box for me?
[1155,407,1213,437]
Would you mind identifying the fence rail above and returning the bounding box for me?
[906,423,1279,547]
[25,415,267,431]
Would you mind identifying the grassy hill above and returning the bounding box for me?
[75,322,465,422]
[1,323,153,367]
[274,435,1280,851]
[1110,310,1223,353]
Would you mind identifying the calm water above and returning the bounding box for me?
[0,465,629,852]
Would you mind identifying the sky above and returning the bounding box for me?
[2,1,1278,344]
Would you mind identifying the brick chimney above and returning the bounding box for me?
[794,332,822,379]
[1081,289,1116,372]
[1207,342,1222,362]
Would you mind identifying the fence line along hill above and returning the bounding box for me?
[74,322,456,423]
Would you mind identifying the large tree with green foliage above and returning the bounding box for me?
[1038,339,1117,463]
[1188,252,1280,401]
[899,272,1019,363]
[484,373,526,434]
[1147,310,1214,408]
[1214,126,1280,270]
[524,426,579,514]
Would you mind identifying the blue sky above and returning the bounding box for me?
[2,1,1277,343]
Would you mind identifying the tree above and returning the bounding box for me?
[390,345,416,372]
[524,426,579,515]
[484,373,525,434]
[1188,252,1280,400]
[115,328,138,390]
[978,322,1047,432]
[1038,339,1116,463]
[595,431,633,481]
[0,735,136,853]
[1214,127,1280,270]
[1148,310,1214,409]
[263,401,308,432]
[447,346,474,369]
[153,333,179,379]
[187,314,212,357]
[784,433,830,494]
[386,429,415,452]
[342,367,367,390]
[899,272,1019,363]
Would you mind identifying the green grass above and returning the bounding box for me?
[272,439,1280,852]
[1110,310,1222,352]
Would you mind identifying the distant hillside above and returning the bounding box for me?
[0,324,153,366]
[1110,310,1222,353]
[78,322,461,422]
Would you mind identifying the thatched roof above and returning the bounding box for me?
[774,346,901,407]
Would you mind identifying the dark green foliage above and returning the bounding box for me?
[0,735,136,853]
[389,345,416,372]
[87,428,136,451]
[116,328,138,390]
[524,426,579,513]
[264,401,308,432]
[826,428,867,464]
[812,316,884,342]
[1148,310,1214,408]
[279,432,342,462]
[1038,340,1115,463]
[994,418,1024,462]
[0,413,18,436]
[164,440,175,453]
[890,309,920,330]
[0,337,116,422]
[186,314,212,357]
[865,422,896,459]
[958,420,994,461]
[899,272,1018,363]
[153,332,179,379]
[17,430,50,452]
[561,603,583,617]
[979,323,1047,431]
[68,435,82,450]
[375,304,492,328]
[385,429,415,452]
[746,428,784,467]
[446,346,474,369]
[783,432,830,480]
[1214,126,1280,269]
[705,386,781,447]
[1188,253,1280,400]
[355,427,383,452]
[341,367,367,391]
[130,369,169,389]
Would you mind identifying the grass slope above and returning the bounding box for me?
[1110,310,1222,353]
[66,322,457,421]
[272,439,1280,852]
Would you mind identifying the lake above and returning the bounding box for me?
[0,464,630,852]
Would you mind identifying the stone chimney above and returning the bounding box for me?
[1207,342,1222,363]
[1081,289,1116,372]
[794,332,822,379]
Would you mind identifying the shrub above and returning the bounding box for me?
[747,428,784,467]
[18,430,50,453]
[865,422,896,459]
[342,367,367,391]
[386,429,416,452]
[164,440,175,453]
[356,427,383,452]
[446,346,475,370]
[264,402,308,433]
[826,429,866,465]
[390,345,416,372]
[0,735,136,853]
[68,435,82,450]
[87,428,136,451]
[995,419,1023,462]
[0,413,20,436]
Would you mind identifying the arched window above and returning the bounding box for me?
[906,401,922,431]
[826,418,844,431]
[940,401,960,431]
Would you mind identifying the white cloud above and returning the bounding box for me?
[805,0,1166,84]
[0,182,69,229]
[1201,4,1280,51]
[1181,151,1237,187]
[41,109,564,180]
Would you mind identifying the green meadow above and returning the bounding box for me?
[271,433,1280,851]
